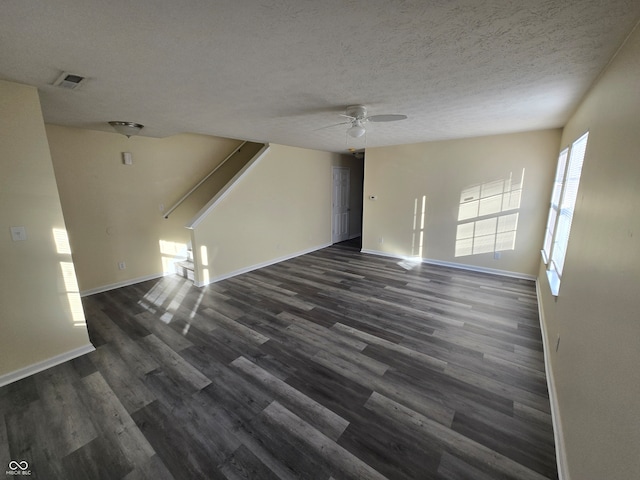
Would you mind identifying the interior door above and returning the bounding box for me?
[332,167,350,243]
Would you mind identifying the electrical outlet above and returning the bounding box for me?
[494,251,501,260]
[118,261,126,270]
[378,237,384,244]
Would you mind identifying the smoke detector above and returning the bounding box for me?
[52,71,87,90]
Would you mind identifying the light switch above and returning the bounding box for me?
[10,226,27,241]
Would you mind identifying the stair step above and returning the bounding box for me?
[176,260,195,281]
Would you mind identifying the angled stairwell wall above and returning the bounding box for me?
[164,141,266,224]
[189,144,343,286]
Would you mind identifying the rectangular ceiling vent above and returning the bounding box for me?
[52,71,86,90]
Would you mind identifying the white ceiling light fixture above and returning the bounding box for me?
[108,121,144,138]
[347,119,366,138]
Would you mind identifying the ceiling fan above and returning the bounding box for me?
[322,105,408,138]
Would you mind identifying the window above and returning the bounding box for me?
[455,170,524,257]
[542,132,589,295]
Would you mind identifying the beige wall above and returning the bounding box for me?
[46,125,242,293]
[192,144,338,283]
[0,81,92,379]
[362,129,561,277]
[537,24,640,480]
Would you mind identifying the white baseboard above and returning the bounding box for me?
[0,343,95,388]
[196,242,332,287]
[536,280,569,480]
[80,272,167,297]
[360,249,536,281]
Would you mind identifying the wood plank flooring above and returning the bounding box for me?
[0,242,558,479]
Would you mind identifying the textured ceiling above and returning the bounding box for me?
[1,1,639,152]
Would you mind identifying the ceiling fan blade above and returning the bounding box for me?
[314,121,351,131]
[367,114,407,122]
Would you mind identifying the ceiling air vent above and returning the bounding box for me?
[52,71,86,90]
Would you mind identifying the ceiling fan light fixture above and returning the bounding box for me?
[108,121,144,138]
[347,122,366,138]
[320,105,406,139]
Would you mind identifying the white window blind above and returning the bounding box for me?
[549,132,589,279]
[542,148,568,262]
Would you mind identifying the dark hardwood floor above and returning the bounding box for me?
[1,243,558,479]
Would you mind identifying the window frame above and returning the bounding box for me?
[542,131,589,296]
